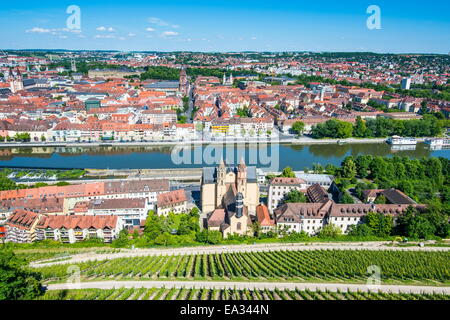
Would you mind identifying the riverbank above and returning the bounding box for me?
[0,136,399,148]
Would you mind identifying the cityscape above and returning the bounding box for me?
[0,0,449,311]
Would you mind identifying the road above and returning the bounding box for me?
[46,280,450,294]
[31,241,449,268]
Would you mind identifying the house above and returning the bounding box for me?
[156,189,188,216]
[275,201,331,235]
[362,188,416,204]
[255,204,276,233]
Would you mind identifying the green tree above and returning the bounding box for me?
[339,191,354,204]
[353,116,368,137]
[112,229,130,248]
[0,174,16,191]
[374,195,387,204]
[291,121,305,136]
[407,216,436,239]
[365,212,393,237]
[341,157,357,179]
[348,224,374,237]
[195,230,222,244]
[284,189,307,203]
[0,249,43,300]
[144,211,165,239]
[280,167,296,178]
[318,224,342,238]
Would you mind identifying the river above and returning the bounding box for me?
[0,142,448,171]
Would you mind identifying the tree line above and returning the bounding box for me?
[311,115,444,139]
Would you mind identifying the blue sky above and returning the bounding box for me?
[0,0,449,53]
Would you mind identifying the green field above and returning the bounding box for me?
[35,250,450,285]
[37,288,450,301]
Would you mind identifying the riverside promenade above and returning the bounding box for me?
[0,136,394,148]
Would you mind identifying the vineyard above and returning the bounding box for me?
[35,250,450,285]
[37,288,450,300]
[14,248,122,263]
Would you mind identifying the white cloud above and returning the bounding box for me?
[148,17,179,28]
[96,26,115,32]
[94,34,116,39]
[148,17,169,26]
[59,35,68,39]
[26,27,51,33]
[118,37,126,41]
[161,31,178,37]
[251,37,257,40]
[128,33,136,37]
[145,27,155,32]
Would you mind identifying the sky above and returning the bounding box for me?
[0,0,449,53]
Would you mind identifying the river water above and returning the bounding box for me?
[0,143,448,171]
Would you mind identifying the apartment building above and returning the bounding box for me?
[6,210,43,243]
[36,215,122,243]
[73,198,149,228]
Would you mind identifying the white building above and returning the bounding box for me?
[267,177,307,213]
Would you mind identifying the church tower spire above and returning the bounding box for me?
[237,157,247,195]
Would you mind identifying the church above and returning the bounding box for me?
[201,159,259,238]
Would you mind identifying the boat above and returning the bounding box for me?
[387,136,417,145]
[424,138,450,147]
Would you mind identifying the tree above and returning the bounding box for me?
[348,224,373,237]
[112,229,130,248]
[284,190,307,203]
[251,222,261,237]
[144,211,165,240]
[291,121,305,136]
[280,167,296,178]
[318,224,342,238]
[154,232,172,246]
[374,195,387,204]
[195,230,222,244]
[365,212,393,237]
[341,157,357,179]
[0,174,16,191]
[0,249,43,300]
[178,211,200,235]
[339,191,355,204]
[353,116,368,137]
[407,216,436,239]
